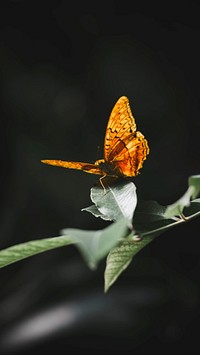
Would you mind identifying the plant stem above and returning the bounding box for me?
[142,210,200,238]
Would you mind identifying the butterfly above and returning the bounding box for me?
[41,96,149,189]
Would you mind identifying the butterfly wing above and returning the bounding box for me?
[104,96,149,177]
[110,131,149,176]
[41,160,103,175]
[104,96,136,161]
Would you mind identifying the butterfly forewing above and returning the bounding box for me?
[104,96,137,162]
[41,160,103,175]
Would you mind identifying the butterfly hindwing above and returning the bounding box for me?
[110,131,149,176]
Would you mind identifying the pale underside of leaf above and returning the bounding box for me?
[165,174,200,218]
[61,217,130,269]
[83,180,137,222]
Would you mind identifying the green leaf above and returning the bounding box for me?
[104,235,154,292]
[61,218,130,269]
[0,218,130,270]
[134,200,167,222]
[104,201,171,292]
[164,186,195,218]
[188,175,200,199]
[133,200,173,234]
[164,174,200,218]
[104,196,200,291]
[184,198,200,217]
[82,204,110,220]
[82,180,137,222]
[0,236,74,269]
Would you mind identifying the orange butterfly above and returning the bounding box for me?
[41,96,149,188]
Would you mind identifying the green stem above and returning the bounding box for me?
[186,210,200,220]
[142,210,200,238]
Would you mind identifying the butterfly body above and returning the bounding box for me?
[94,159,123,177]
[41,96,149,185]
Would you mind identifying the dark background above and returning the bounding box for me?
[0,1,200,354]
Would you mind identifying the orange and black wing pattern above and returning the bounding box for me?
[41,160,104,175]
[103,96,149,177]
[41,96,149,179]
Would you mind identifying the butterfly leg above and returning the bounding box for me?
[99,174,107,193]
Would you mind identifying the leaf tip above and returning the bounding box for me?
[88,261,97,270]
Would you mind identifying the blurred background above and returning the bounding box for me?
[0,1,200,354]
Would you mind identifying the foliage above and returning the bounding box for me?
[0,175,200,292]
